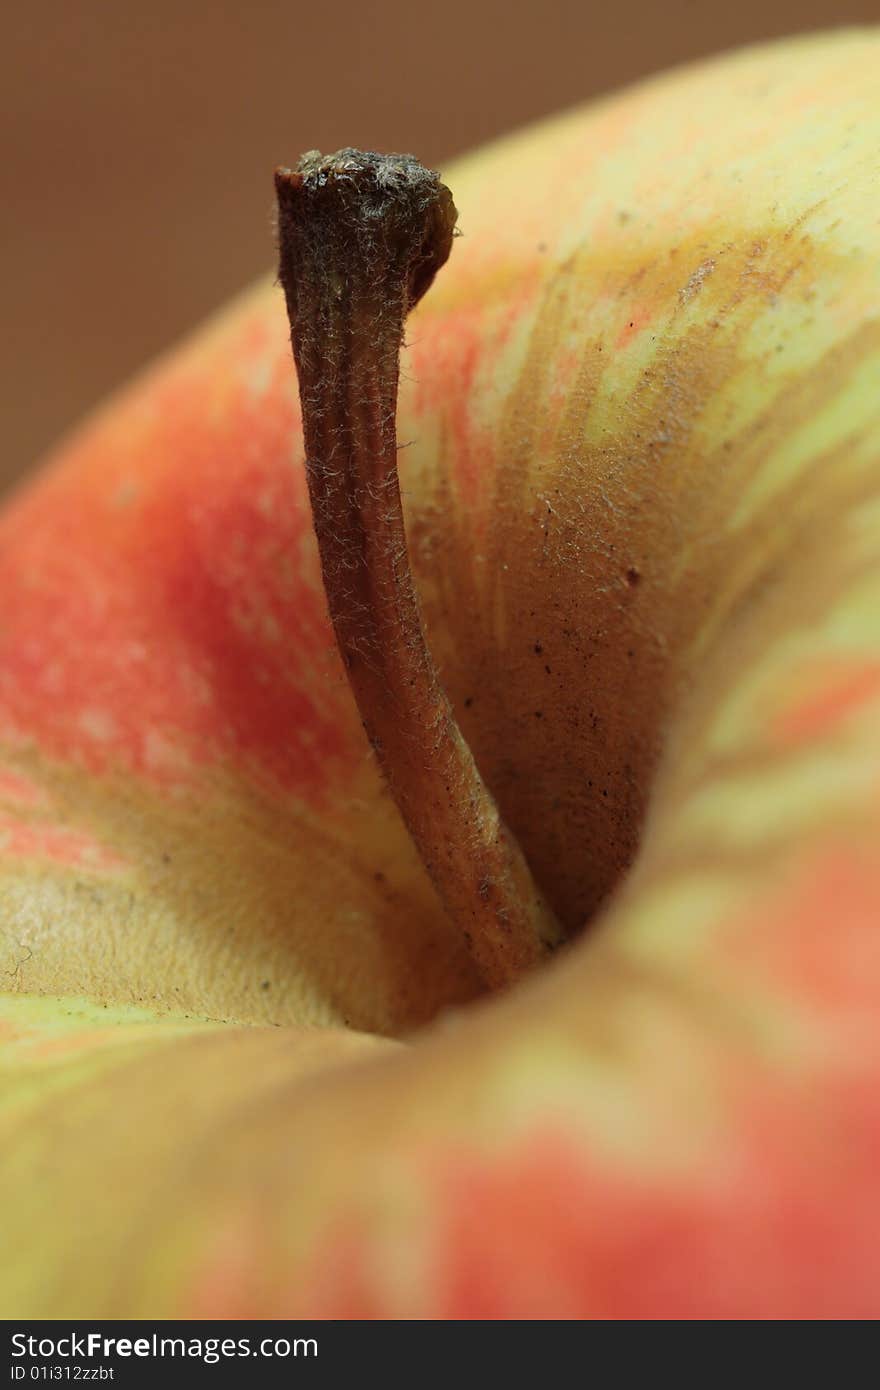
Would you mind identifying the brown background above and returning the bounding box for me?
[3,1,878,495]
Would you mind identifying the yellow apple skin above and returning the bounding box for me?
[2,28,880,1316]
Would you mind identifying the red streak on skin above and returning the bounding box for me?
[0,769,43,808]
[773,662,880,748]
[293,848,880,1320]
[0,814,126,872]
[180,1221,276,1321]
[727,842,880,1025]
[0,311,362,805]
[410,307,491,514]
[408,276,537,526]
[299,1075,880,1320]
[185,1216,381,1321]
[535,342,588,459]
[170,843,880,1320]
[614,304,654,349]
[300,1222,386,1320]
[439,1106,880,1318]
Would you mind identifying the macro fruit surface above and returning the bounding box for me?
[2,28,880,1316]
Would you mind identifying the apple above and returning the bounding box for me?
[2,26,880,1318]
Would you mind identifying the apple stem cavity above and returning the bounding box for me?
[275,149,562,988]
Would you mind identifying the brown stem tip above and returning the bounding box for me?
[275,148,562,989]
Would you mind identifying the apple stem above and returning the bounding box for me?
[275,149,562,988]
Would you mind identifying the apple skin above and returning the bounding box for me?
[2,27,880,1317]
